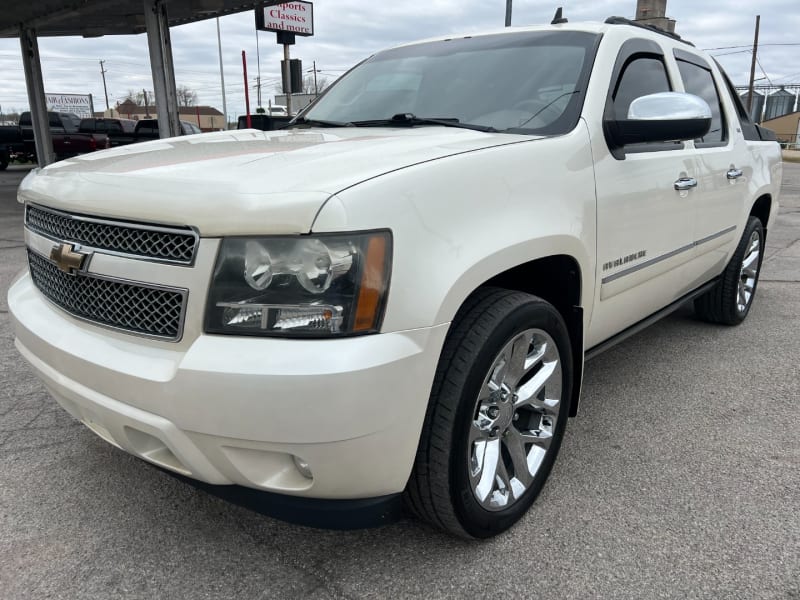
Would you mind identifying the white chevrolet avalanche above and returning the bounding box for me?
[8,19,782,538]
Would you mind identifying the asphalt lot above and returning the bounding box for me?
[1,162,798,599]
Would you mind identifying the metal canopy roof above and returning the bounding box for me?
[0,0,283,38]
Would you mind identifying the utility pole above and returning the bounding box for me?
[313,60,318,96]
[256,75,262,106]
[505,0,512,26]
[143,89,150,117]
[216,17,227,130]
[99,60,109,111]
[747,15,761,118]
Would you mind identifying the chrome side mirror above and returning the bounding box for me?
[606,92,712,149]
[628,92,712,121]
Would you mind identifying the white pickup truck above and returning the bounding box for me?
[8,18,781,538]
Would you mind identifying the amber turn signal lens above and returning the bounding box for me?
[353,235,389,332]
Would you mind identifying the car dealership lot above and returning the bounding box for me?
[1,163,798,599]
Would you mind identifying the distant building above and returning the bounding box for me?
[761,111,800,148]
[740,91,765,123]
[99,99,225,131]
[764,87,798,121]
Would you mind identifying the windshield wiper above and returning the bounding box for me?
[352,113,497,133]
[286,117,353,128]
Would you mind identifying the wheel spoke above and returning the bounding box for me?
[741,250,759,271]
[496,458,512,495]
[738,286,748,307]
[504,331,535,386]
[515,360,558,409]
[477,379,500,403]
[504,428,533,487]
[474,439,501,502]
[468,420,487,444]
[518,428,553,450]
[742,267,757,279]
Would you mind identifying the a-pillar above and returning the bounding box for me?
[19,27,54,166]
[143,0,181,138]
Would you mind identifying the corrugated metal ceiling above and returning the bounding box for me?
[0,0,283,38]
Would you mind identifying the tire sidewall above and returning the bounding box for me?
[449,300,573,538]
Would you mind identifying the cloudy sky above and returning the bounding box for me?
[0,0,798,120]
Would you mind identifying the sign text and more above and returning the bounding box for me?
[256,1,314,36]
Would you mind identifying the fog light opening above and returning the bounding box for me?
[293,455,313,479]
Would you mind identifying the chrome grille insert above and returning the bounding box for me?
[27,250,187,341]
[25,204,198,265]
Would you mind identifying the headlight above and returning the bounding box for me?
[205,231,391,337]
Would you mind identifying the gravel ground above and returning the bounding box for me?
[0,162,798,599]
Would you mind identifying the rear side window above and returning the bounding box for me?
[676,59,726,145]
[612,57,671,120]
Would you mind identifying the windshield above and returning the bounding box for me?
[302,31,599,135]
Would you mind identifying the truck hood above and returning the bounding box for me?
[19,128,533,236]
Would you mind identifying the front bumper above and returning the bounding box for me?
[9,272,448,500]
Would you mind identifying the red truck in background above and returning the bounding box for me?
[16,111,109,163]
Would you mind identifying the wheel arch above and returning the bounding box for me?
[453,254,586,418]
[750,194,772,235]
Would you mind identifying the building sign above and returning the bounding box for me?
[46,93,94,118]
[256,2,314,36]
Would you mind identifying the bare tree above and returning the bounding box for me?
[121,90,154,106]
[303,74,329,95]
[176,85,199,107]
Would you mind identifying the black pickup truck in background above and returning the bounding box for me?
[18,112,110,163]
[0,125,28,170]
[133,118,202,141]
[79,118,137,147]
[236,114,292,131]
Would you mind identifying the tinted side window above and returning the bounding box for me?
[612,57,671,120]
[677,60,726,144]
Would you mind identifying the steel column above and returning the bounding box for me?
[19,27,54,166]
[143,0,181,138]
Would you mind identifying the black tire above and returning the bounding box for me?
[695,216,764,325]
[404,287,573,538]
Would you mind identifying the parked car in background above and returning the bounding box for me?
[19,112,109,162]
[237,114,291,131]
[79,118,137,147]
[266,105,289,116]
[0,125,28,169]
[133,119,202,141]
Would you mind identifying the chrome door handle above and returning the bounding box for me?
[727,168,743,180]
[674,177,698,191]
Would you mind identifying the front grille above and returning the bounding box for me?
[25,204,198,264]
[27,250,186,340]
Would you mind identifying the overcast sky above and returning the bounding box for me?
[0,0,798,120]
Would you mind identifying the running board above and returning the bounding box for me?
[585,278,719,361]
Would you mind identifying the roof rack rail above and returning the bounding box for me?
[604,16,695,47]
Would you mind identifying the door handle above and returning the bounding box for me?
[674,177,698,191]
[727,168,743,180]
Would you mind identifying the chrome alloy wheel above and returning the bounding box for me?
[468,328,562,511]
[738,230,761,313]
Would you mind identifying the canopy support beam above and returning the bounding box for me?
[19,26,54,166]
[144,0,181,138]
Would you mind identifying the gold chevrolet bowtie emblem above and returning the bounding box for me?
[50,243,87,275]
